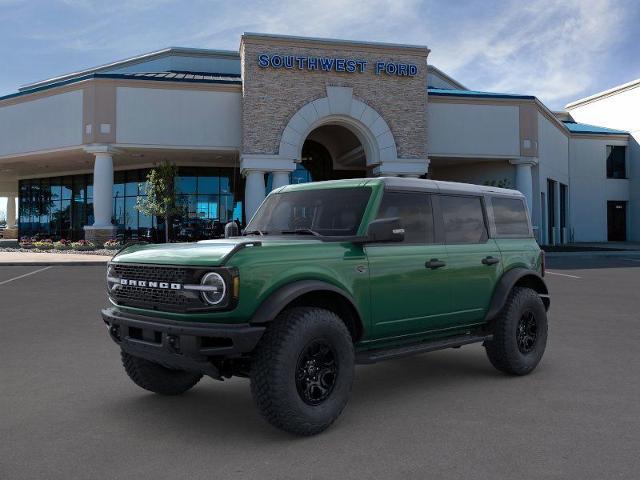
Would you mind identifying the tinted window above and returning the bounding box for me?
[376,191,434,243]
[440,195,487,244]
[606,145,626,179]
[492,197,530,237]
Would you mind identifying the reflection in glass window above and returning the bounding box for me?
[441,195,488,244]
[376,191,434,243]
[492,197,530,237]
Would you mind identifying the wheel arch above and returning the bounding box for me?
[485,268,550,323]
[249,280,364,342]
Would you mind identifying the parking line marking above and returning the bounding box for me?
[546,271,581,279]
[0,266,52,286]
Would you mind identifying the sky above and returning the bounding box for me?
[1,0,640,215]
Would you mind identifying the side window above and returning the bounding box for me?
[376,191,434,243]
[492,197,530,237]
[440,195,488,244]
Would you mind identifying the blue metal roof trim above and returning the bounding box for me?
[562,121,628,135]
[428,87,535,100]
[0,72,242,102]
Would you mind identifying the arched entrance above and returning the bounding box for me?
[298,124,367,182]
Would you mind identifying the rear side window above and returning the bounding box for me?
[492,197,530,237]
[440,195,488,244]
[376,191,434,243]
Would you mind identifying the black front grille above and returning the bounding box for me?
[110,263,207,312]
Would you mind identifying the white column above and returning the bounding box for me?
[271,171,290,190]
[91,152,115,227]
[244,170,266,221]
[6,195,17,228]
[510,158,537,216]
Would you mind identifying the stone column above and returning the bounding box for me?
[84,145,117,245]
[244,170,266,222]
[510,158,537,216]
[271,171,290,190]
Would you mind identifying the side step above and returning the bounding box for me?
[356,334,492,365]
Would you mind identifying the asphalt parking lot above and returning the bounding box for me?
[1,257,639,479]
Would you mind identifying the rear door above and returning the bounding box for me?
[437,194,502,326]
[365,190,453,340]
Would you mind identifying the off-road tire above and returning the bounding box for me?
[485,287,548,375]
[121,351,202,395]
[250,307,355,436]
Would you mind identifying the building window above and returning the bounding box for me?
[606,145,626,179]
[440,195,488,244]
[18,166,243,242]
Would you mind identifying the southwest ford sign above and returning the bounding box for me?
[257,54,418,77]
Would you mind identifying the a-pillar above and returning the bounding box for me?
[510,158,538,217]
[83,145,118,245]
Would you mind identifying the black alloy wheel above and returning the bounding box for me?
[516,310,538,354]
[295,339,338,405]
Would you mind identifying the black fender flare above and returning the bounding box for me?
[249,280,363,330]
[484,268,550,323]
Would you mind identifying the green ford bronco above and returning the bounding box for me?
[102,177,549,435]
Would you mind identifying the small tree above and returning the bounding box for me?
[136,161,181,243]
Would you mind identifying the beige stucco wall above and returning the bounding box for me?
[0,90,83,157]
[240,35,429,160]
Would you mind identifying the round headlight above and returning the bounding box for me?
[106,264,118,292]
[200,272,226,305]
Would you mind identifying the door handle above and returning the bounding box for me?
[425,259,446,269]
[482,256,500,266]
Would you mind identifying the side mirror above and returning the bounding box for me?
[365,217,405,243]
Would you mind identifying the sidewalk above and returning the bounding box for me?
[0,251,111,266]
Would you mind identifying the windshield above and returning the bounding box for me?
[245,187,372,237]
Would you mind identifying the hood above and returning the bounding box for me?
[111,237,322,266]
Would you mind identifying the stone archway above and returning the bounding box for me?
[278,86,398,168]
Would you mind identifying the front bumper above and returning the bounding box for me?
[101,307,265,378]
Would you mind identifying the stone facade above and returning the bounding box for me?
[240,34,429,162]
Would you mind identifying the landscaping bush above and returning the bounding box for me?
[71,240,96,251]
[19,236,34,249]
[33,239,54,250]
[54,239,73,250]
[103,238,123,249]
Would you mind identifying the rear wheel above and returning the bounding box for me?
[250,307,354,436]
[121,351,202,395]
[485,287,548,375]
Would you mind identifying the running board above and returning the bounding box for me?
[356,334,492,365]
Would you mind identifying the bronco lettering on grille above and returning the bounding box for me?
[120,279,182,290]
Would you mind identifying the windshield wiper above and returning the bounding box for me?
[243,229,267,236]
[280,228,322,237]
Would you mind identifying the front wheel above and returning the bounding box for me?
[485,287,548,375]
[250,307,355,436]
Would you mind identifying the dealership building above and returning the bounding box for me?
[0,33,637,244]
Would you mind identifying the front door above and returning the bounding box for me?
[437,194,503,325]
[608,201,627,241]
[366,191,453,340]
